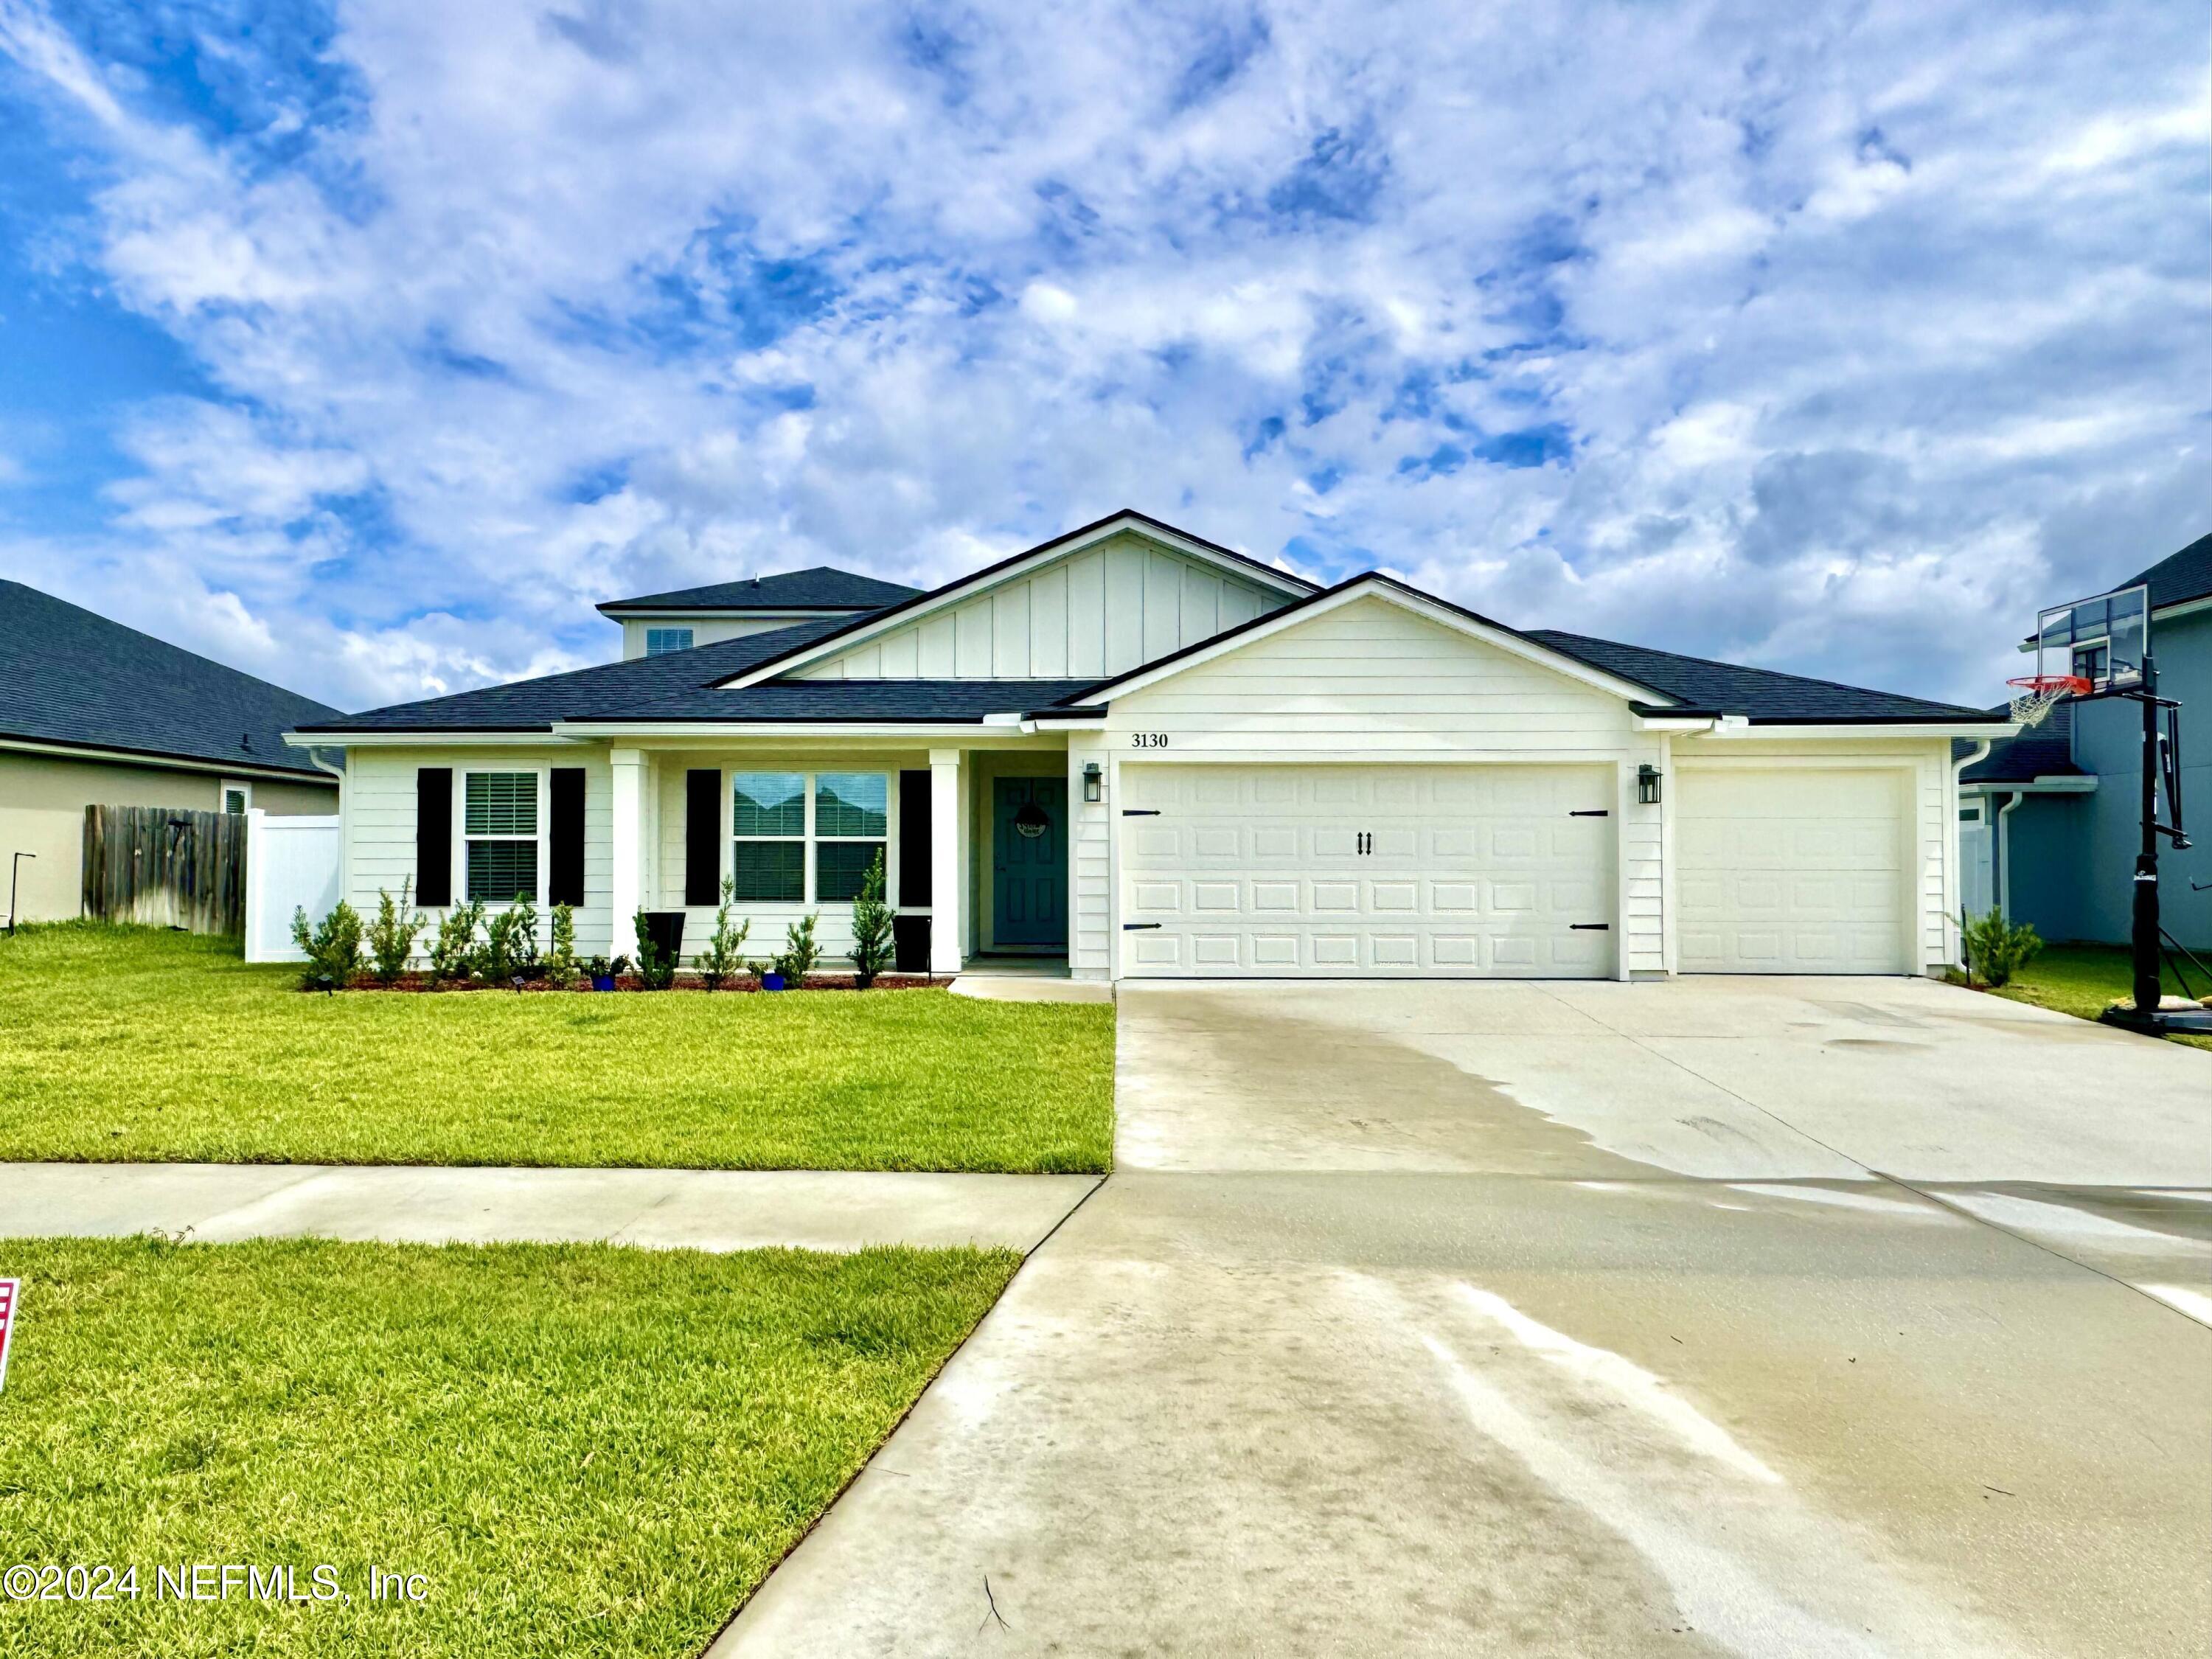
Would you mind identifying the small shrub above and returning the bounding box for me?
[429,900,484,983]
[1961,906,2042,988]
[364,881,424,985]
[546,902,578,986]
[849,851,893,988]
[698,877,752,990]
[632,908,677,990]
[773,913,821,984]
[290,901,364,990]
[483,894,540,983]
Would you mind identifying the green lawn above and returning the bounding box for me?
[0,1234,1014,1658]
[0,925,1113,1172]
[1983,942,2212,1052]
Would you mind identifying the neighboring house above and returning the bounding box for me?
[1961,530,2212,944]
[1,580,343,925]
[293,509,2009,983]
[599,566,923,660]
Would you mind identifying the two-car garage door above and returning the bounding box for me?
[1119,764,1615,978]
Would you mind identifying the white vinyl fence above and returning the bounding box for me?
[244,810,341,963]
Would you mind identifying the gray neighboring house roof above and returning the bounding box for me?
[596,566,923,616]
[1,580,341,778]
[2118,529,2212,616]
[1520,630,1991,723]
[1958,700,2082,785]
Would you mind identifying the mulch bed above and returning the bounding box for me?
[305,973,946,995]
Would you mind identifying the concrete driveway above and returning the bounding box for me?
[715,978,2212,1658]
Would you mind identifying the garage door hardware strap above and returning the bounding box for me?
[1123,922,1162,931]
[1571,923,1611,931]
[1568,809,1610,817]
[1121,809,1161,816]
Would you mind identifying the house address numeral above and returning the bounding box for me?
[1130,732,1170,748]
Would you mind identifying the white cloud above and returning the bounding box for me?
[0,0,2202,711]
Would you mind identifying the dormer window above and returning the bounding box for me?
[646,627,695,657]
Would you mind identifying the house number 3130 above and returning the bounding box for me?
[1130,732,1170,748]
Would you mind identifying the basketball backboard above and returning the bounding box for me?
[2028,582,2149,695]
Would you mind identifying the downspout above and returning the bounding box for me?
[1952,740,1992,963]
[1997,791,2024,922]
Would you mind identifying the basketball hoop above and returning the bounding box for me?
[2007,674,2090,727]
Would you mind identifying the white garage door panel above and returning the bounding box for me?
[1119,765,1615,978]
[1675,768,1909,974]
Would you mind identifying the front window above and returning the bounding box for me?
[727,771,888,903]
[465,771,539,902]
[221,782,250,815]
[814,773,888,902]
[731,773,805,901]
[646,627,695,657]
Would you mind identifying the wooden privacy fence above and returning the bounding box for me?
[83,805,246,935]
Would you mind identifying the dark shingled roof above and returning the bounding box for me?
[2118,529,2212,615]
[1,580,341,776]
[597,566,922,616]
[312,579,2003,736]
[1958,701,2082,784]
[1526,629,1992,723]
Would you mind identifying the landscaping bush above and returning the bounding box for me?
[429,900,484,983]
[773,913,821,984]
[632,908,678,990]
[482,895,539,983]
[1961,905,2042,988]
[289,900,364,990]
[849,851,893,988]
[364,881,424,986]
[698,877,752,990]
[546,902,578,987]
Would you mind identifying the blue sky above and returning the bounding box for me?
[0,0,2205,710]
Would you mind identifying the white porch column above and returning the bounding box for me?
[610,746,645,960]
[930,747,962,974]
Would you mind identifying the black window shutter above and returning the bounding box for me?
[684,769,721,906]
[549,768,585,906]
[416,768,453,906]
[898,769,931,905]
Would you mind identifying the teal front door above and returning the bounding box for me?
[992,777,1067,950]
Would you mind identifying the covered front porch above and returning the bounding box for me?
[601,734,1090,977]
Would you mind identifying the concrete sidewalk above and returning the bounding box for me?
[0,1163,1099,1253]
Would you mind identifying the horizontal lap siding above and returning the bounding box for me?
[1103,597,1668,975]
[796,532,1289,681]
[344,745,614,959]
[1068,739,1113,979]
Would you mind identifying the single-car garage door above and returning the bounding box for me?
[1119,764,1615,978]
[1675,767,1911,974]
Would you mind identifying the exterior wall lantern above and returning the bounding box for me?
[1082,762,1102,803]
[1637,764,1663,806]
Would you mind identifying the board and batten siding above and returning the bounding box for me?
[795,532,1291,681]
[1670,736,1960,973]
[1094,597,1670,977]
[341,745,616,958]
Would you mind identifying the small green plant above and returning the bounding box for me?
[849,852,893,988]
[428,900,484,983]
[364,881,424,985]
[773,913,821,985]
[482,894,540,983]
[698,877,752,990]
[1960,905,2042,989]
[290,900,364,990]
[546,902,577,986]
[632,908,677,990]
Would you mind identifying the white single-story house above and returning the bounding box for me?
[291,510,2016,983]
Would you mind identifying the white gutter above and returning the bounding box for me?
[6,734,337,784]
[1694,720,2019,741]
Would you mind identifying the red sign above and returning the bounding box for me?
[0,1279,16,1391]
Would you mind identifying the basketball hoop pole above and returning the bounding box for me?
[2132,651,2161,1015]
